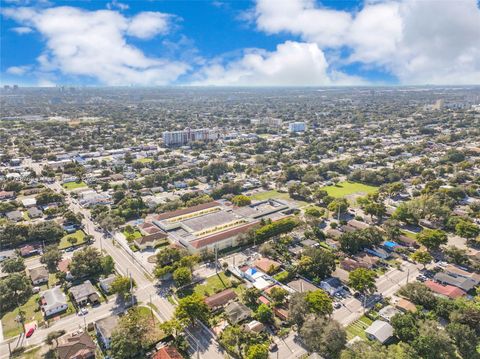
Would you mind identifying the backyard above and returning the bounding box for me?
[346,315,373,341]
[58,230,86,249]
[62,181,87,190]
[1,294,43,338]
[322,181,378,198]
[179,272,243,298]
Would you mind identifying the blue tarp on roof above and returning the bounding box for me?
[384,241,398,249]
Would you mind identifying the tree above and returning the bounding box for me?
[269,286,288,306]
[297,247,336,282]
[110,276,132,299]
[397,283,436,310]
[410,250,433,269]
[40,246,62,272]
[289,292,310,327]
[327,198,349,218]
[300,317,346,358]
[173,267,192,287]
[255,303,273,324]
[455,220,480,240]
[391,312,418,342]
[67,236,78,247]
[246,344,268,359]
[0,273,33,312]
[110,307,152,359]
[242,287,261,307]
[1,257,25,273]
[45,330,66,347]
[416,229,447,251]
[443,246,470,266]
[174,294,209,327]
[411,320,456,359]
[348,268,377,297]
[101,255,115,275]
[305,290,333,317]
[69,247,103,279]
[446,322,479,359]
[231,195,252,207]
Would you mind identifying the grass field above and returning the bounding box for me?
[322,181,378,198]
[346,315,373,340]
[62,181,87,190]
[250,190,309,207]
[401,230,417,239]
[1,294,43,338]
[123,229,142,240]
[135,158,154,164]
[59,230,86,249]
[180,272,242,298]
[136,306,165,342]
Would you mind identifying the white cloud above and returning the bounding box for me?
[254,0,480,84]
[127,11,171,39]
[2,6,188,85]
[107,0,129,11]
[6,65,31,75]
[193,41,364,86]
[11,26,33,34]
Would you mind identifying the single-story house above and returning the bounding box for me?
[365,247,391,260]
[425,280,466,299]
[27,207,43,219]
[95,315,119,349]
[354,253,379,268]
[319,277,344,296]
[152,346,184,359]
[397,235,419,248]
[204,288,237,310]
[225,302,251,324]
[378,305,401,322]
[383,241,399,252]
[287,278,318,293]
[99,275,116,294]
[69,280,100,307]
[22,198,37,208]
[244,320,264,333]
[19,244,42,257]
[29,266,49,285]
[433,272,477,292]
[57,331,96,359]
[134,231,168,250]
[365,320,394,344]
[300,239,319,248]
[254,257,281,274]
[40,286,68,317]
[443,264,480,282]
[0,191,15,200]
[395,298,417,313]
[6,210,23,222]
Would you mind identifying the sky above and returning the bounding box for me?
[1,0,480,87]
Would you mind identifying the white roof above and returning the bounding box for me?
[365,320,394,343]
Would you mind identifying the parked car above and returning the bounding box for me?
[26,327,35,338]
[333,302,341,309]
[78,308,88,316]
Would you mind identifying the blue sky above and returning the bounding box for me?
[1,0,479,86]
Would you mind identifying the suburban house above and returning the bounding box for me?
[69,280,100,307]
[254,257,281,274]
[204,289,237,311]
[134,231,168,251]
[19,244,42,257]
[6,210,23,222]
[27,207,43,219]
[433,272,477,292]
[365,320,394,344]
[99,275,116,294]
[424,280,466,299]
[378,305,401,322]
[152,346,184,359]
[224,302,252,324]
[95,315,119,349]
[319,277,344,296]
[365,247,391,260]
[40,286,68,317]
[287,278,318,293]
[56,331,96,359]
[29,266,49,285]
[395,298,417,313]
[244,320,264,333]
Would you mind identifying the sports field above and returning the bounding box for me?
[322,181,378,198]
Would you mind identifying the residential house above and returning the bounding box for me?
[319,277,344,296]
[254,257,281,274]
[19,244,42,257]
[433,272,477,292]
[69,280,100,307]
[152,346,183,359]
[396,235,419,248]
[224,302,251,324]
[378,305,401,322]
[0,191,15,200]
[425,280,466,299]
[95,315,119,349]
[6,210,23,222]
[365,320,394,344]
[244,320,264,333]
[134,232,168,251]
[57,331,96,359]
[27,207,43,219]
[22,198,37,208]
[365,247,391,260]
[99,275,116,294]
[354,253,379,268]
[204,289,237,311]
[29,266,49,285]
[395,298,417,313]
[40,286,68,317]
[287,278,318,293]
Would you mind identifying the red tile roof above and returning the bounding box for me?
[425,280,466,299]
[190,222,258,249]
[152,346,183,359]
[204,289,237,309]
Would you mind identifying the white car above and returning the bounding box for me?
[78,308,88,316]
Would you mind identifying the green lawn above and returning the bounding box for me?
[346,315,373,340]
[123,229,142,240]
[135,158,154,164]
[59,230,86,249]
[322,181,378,198]
[136,306,166,342]
[1,294,43,338]
[179,272,241,298]
[62,181,87,190]
[401,230,417,239]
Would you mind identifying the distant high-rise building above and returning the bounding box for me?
[289,122,306,133]
[162,128,220,146]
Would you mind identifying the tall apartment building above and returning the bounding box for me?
[162,128,220,146]
[288,122,307,133]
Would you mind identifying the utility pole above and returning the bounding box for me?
[215,246,218,274]
[406,268,410,284]
[130,273,134,307]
